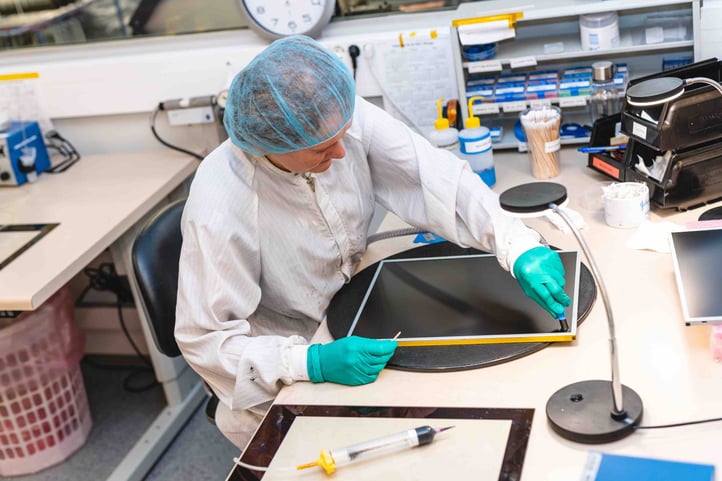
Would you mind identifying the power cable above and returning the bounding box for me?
[44,130,81,173]
[633,417,722,430]
[81,262,159,393]
[149,106,205,160]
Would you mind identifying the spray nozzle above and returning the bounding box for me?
[434,98,450,130]
[466,96,483,129]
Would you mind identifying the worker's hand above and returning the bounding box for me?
[307,336,397,386]
[513,246,571,318]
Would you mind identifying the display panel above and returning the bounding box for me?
[347,251,580,345]
[670,228,722,325]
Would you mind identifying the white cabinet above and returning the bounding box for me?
[450,0,701,149]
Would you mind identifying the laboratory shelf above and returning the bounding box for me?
[471,97,590,117]
[463,35,693,71]
[454,0,697,23]
[482,110,593,151]
[451,0,700,150]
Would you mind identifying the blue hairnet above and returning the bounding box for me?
[224,35,356,156]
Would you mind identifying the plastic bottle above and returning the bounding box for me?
[458,96,495,187]
[590,60,621,123]
[427,98,459,151]
[579,11,620,51]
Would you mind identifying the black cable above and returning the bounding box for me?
[149,106,205,160]
[348,44,361,81]
[633,417,722,430]
[81,355,157,393]
[82,263,159,393]
[45,129,81,174]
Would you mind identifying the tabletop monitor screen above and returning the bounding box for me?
[347,251,580,345]
[670,228,722,325]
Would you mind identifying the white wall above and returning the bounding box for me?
[700,0,722,61]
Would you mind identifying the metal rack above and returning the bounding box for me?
[450,0,701,149]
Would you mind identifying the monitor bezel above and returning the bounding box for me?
[346,251,580,346]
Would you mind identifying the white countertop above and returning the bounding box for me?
[273,147,722,479]
[0,150,198,310]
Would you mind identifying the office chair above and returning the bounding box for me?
[131,198,219,424]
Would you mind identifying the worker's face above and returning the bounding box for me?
[266,123,350,174]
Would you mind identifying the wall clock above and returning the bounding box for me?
[238,0,335,40]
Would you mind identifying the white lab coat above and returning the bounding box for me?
[175,96,542,448]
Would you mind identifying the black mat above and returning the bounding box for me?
[327,242,596,372]
[699,205,722,221]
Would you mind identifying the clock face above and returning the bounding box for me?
[239,0,335,40]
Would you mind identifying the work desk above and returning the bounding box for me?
[269,147,722,479]
[0,150,203,481]
[0,150,196,310]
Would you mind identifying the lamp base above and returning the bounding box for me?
[546,380,643,444]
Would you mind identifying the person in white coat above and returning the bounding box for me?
[175,35,571,449]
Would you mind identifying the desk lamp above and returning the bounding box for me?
[625,76,722,107]
[626,76,722,220]
[499,182,643,443]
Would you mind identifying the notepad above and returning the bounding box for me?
[581,452,715,481]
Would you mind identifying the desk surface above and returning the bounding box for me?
[272,148,722,479]
[0,150,198,310]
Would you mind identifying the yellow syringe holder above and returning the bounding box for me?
[296,449,336,475]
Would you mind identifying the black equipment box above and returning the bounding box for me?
[590,58,722,211]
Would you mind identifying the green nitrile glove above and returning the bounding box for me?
[513,246,572,318]
[307,336,397,386]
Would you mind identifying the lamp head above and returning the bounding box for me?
[499,182,568,216]
[626,77,686,107]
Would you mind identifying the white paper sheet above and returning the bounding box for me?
[263,416,511,480]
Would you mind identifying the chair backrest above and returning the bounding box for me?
[131,199,186,357]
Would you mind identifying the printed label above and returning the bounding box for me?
[468,60,503,73]
[632,122,647,140]
[501,101,527,113]
[510,56,538,69]
[592,156,620,178]
[461,136,492,154]
[529,99,552,108]
[544,138,561,153]
[559,96,588,108]
[474,103,500,115]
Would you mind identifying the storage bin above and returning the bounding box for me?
[579,11,620,51]
[0,285,91,476]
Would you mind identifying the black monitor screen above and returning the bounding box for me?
[671,228,722,325]
[348,251,580,344]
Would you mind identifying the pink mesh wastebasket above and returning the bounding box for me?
[0,285,92,476]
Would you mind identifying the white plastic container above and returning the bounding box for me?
[579,12,620,51]
[603,182,650,228]
[427,99,459,151]
[458,97,494,186]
